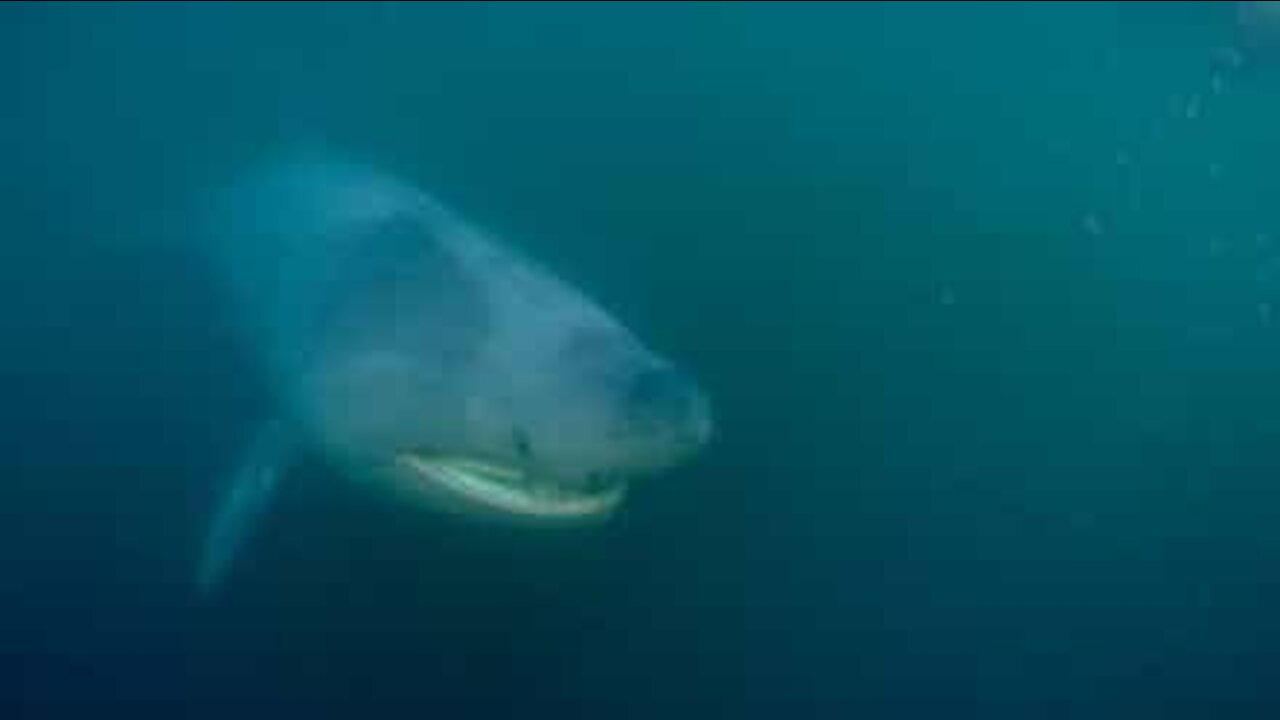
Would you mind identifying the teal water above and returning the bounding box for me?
[3,2,1280,717]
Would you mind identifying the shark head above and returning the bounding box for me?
[197,158,713,594]
[279,169,713,524]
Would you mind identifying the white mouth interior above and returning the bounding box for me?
[396,454,627,519]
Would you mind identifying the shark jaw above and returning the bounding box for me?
[395,453,628,521]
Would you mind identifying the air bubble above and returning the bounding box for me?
[1185,94,1202,121]
[1082,213,1104,237]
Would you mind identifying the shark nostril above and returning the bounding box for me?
[625,367,704,434]
[512,428,533,460]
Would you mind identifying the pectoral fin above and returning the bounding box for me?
[197,421,292,596]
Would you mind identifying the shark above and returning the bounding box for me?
[196,157,713,593]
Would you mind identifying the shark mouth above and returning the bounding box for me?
[395,454,628,520]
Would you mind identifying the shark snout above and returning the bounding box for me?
[623,366,714,448]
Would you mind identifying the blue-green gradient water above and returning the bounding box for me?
[4,2,1280,717]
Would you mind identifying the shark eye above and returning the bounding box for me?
[512,428,533,460]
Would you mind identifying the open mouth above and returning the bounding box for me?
[395,453,628,519]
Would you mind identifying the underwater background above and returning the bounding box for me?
[3,1,1280,717]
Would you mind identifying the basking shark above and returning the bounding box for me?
[196,157,713,593]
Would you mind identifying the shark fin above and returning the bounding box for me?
[197,420,292,596]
